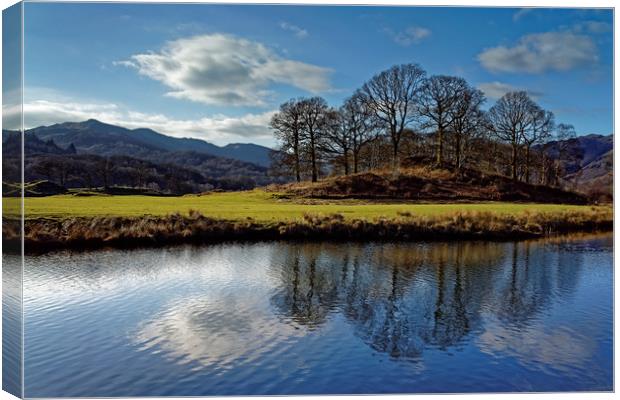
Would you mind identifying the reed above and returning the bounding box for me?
[4,207,611,253]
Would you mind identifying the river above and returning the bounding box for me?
[5,233,613,396]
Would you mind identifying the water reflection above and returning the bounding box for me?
[23,234,612,395]
[269,239,592,361]
[2,255,22,396]
[134,295,306,369]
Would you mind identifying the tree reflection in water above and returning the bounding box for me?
[269,239,584,360]
[22,235,609,396]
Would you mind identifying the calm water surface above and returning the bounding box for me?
[17,234,613,396]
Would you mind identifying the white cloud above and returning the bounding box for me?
[478,321,598,374]
[387,26,431,46]
[478,81,542,100]
[478,31,598,74]
[512,8,533,22]
[279,21,308,38]
[2,88,23,130]
[573,20,612,34]
[118,33,331,107]
[6,98,276,146]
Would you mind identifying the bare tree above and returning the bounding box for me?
[358,135,393,171]
[133,160,151,188]
[341,91,377,174]
[269,64,582,191]
[299,97,329,182]
[49,157,75,187]
[271,99,305,182]
[450,87,486,170]
[319,108,352,175]
[488,91,537,181]
[521,108,554,183]
[419,75,467,166]
[360,63,426,170]
[96,157,114,190]
[32,158,56,183]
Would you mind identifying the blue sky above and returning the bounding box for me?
[15,3,613,147]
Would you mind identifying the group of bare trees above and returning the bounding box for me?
[487,91,555,183]
[271,62,575,185]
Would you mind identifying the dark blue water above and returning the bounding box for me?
[19,234,613,396]
[2,252,22,398]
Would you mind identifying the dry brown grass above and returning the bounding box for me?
[267,167,589,204]
[3,206,611,253]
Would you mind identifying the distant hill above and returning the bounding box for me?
[539,133,613,200]
[2,121,281,193]
[564,149,613,200]
[25,119,272,167]
[541,134,612,174]
[3,131,77,156]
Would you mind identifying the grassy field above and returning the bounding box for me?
[7,189,605,222]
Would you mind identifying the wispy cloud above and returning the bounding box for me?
[478,81,542,100]
[477,31,598,74]
[8,97,276,146]
[279,21,308,38]
[512,8,533,22]
[117,33,331,107]
[572,20,612,34]
[385,25,431,46]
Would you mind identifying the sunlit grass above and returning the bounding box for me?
[9,189,607,222]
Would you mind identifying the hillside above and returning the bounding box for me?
[271,168,588,204]
[537,134,614,180]
[539,134,613,196]
[25,119,272,167]
[2,129,277,193]
[3,131,77,156]
[564,150,613,200]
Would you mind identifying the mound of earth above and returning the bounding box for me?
[272,168,588,204]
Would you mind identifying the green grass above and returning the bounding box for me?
[7,189,604,223]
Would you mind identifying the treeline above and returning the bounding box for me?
[5,153,257,193]
[270,63,577,186]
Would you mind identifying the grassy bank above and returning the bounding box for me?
[5,190,602,221]
[1,191,612,253]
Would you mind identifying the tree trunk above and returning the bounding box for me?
[343,150,349,175]
[554,161,562,188]
[293,138,301,182]
[524,146,531,184]
[487,142,494,172]
[392,139,399,173]
[437,127,443,166]
[511,143,518,181]
[539,153,546,185]
[353,150,359,174]
[310,132,317,182]
[455,133,461,171]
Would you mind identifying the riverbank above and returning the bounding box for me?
[4,206,612,253]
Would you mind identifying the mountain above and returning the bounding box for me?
[3,131,77,156]
[541,133,612,173]
[540,133,613,200]
[574,134,614,165]
[564,149,613,200]
[27,119,273,167]
[2,121,281,194]
[218,143,272,167]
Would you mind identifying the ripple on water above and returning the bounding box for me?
[21,234,613,396]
